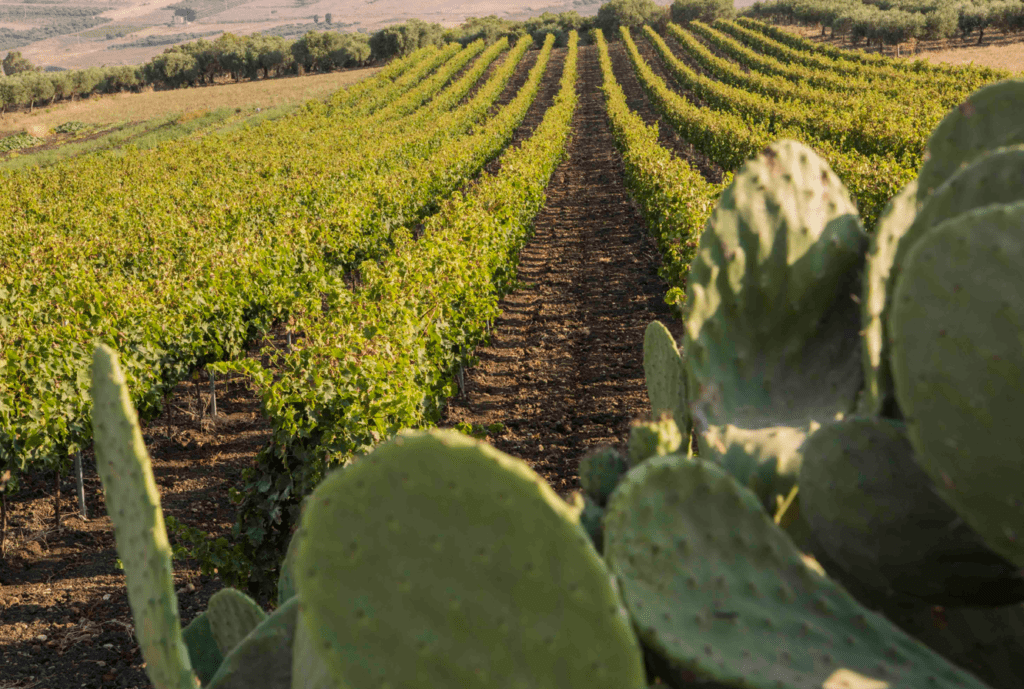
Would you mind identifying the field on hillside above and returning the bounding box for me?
[0,65,376,136]
[6,0,603,69]
[1,20,1023,689]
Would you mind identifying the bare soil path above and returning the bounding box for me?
[441,43,680,493]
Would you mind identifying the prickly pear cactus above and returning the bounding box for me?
[206,588,268,658]
[91,344,197,689]
[890,201,1024,569]
[579,493,605,553]
[887,146,1024,320]
[917,78,1024,199]
[684,140,867,506]
[702,424,807,510]
[276,529,300,607]
[290,611,333,689]
[603,454,995,689]
[643,320,689,436]
[181,613,223,686]
[293,429,647,689]
[799,417,1024,606]
[206,597,298,689]
[627,417,683,466]
[860,180,919,416]
[578,447,628,507]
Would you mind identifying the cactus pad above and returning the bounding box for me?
[917,78,1024,199]
[685,140,867,505]
[578,447,628,507]
[603,454,994,689]
[891,146,1024,308]
[293,429,646,689]
[579,493,605,553]
[799,417,1024,605]
[643,320,689,436]
[627,417,683,466]
[890,201,1024,568]
[860,180,919,416]
[181,613,223,686]
[207,588,268,657]
[91,345,196,689]
[277,530,301,607]
[206,597,299,689]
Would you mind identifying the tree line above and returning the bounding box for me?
[743,0,1024,48]
[0,0,703,115]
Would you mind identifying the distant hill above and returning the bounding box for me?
[5,0,609,69]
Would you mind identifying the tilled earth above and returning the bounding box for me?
[440,43,683,492]
[0,368,273,688]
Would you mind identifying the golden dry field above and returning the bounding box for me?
[0,66,378,137]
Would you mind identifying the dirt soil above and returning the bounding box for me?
[0,363,273,689]
[441,44,683,493]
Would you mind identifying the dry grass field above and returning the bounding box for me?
[782,22,1024,72]
[0,66,378,137]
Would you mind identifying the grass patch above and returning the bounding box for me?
[78,24,147,40]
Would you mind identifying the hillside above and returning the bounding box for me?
[3,0,606,69]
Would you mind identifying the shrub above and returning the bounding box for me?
[671,0,736,24]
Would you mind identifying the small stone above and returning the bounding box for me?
[35,634,47,642]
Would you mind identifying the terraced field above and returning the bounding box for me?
[0,20,1020,689]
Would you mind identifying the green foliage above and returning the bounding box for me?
[594,28,721,303]
[0,132,41,152]
[369,18,447,60]
[671,0,736,24]
[166,516,252,586]
[1,50,32,76]
[595,0,669,34]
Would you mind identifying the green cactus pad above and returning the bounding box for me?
[181,613,224,686]
[206,597,299,689]
[799,417,1024,606]
[91,344,197,689]
[685,140,867,505]
[578,447,628,507]
[207,588,268,657]
[603,454,994,689]
[643,320,689,436]
[860,180,919,416]
[579,493,605,553]
[627,417,683,466]
[701,424,807,509]
[891,201,1024,569]
[917,78,1024,199]
[293,430,646,689]
[277,530,301,607]
[290,613,334,689]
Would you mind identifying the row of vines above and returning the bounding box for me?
[1,17,1008,592]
